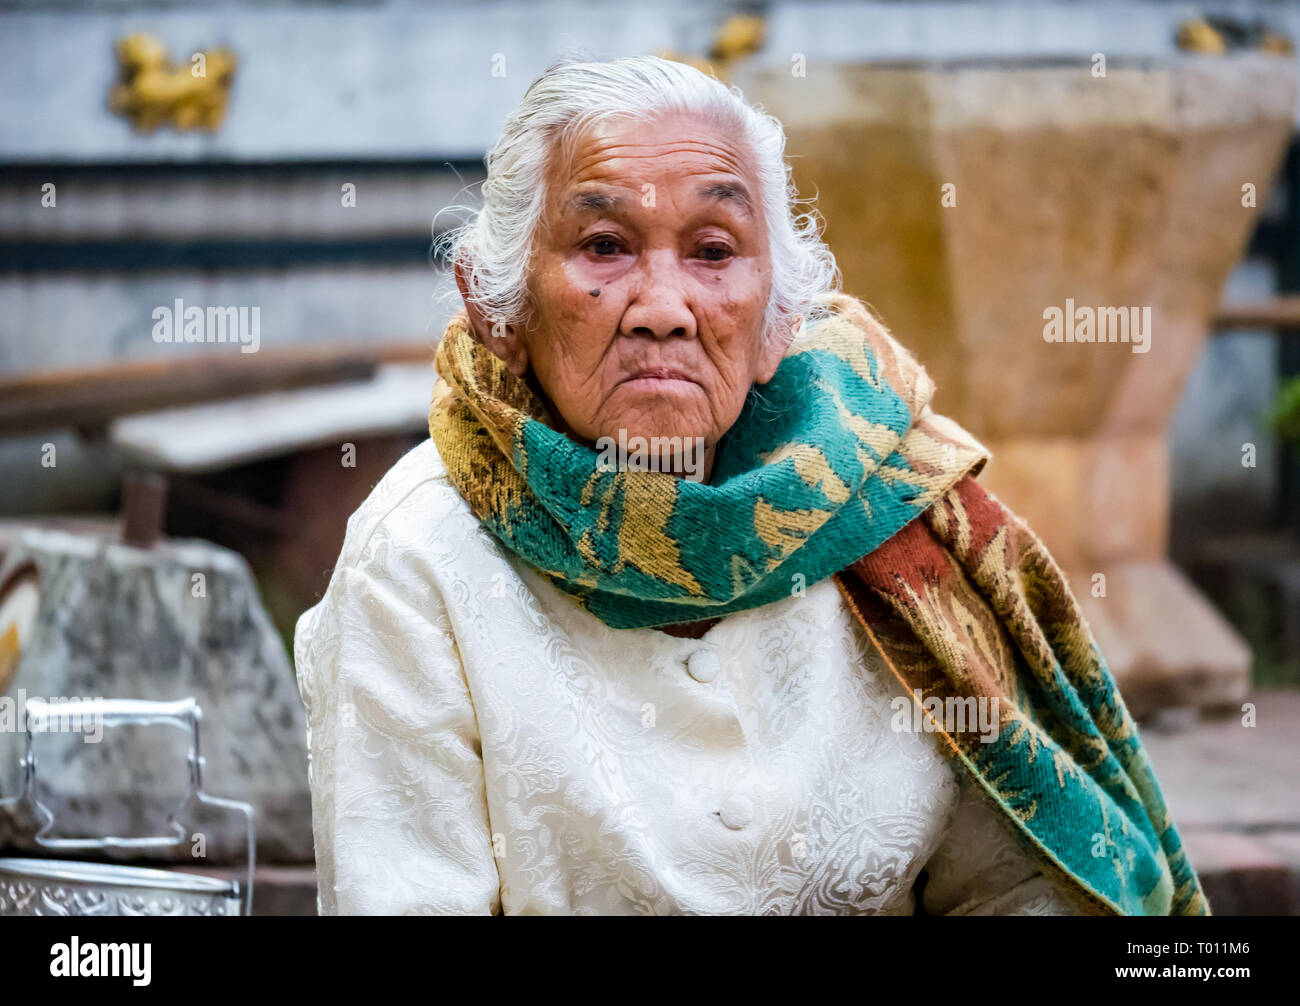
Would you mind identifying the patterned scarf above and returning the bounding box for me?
[428,292,1209,916]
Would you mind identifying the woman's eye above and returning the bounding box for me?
[588,237,623,257]
[699,245,732,262]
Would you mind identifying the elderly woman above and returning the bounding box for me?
[293,55,1206,916]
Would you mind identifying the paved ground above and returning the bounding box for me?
[1142,688,1300,915]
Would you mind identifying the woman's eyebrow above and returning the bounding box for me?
[698,181,754,220]
[566,190,623,216]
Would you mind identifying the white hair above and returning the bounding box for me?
[436,53,840,346]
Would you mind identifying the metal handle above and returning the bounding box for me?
[29,696,195,731]
[2,696,255,915]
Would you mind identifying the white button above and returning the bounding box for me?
[719,794,754,830]
[686,649,721,683]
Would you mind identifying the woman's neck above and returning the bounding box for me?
[655,617,720,640]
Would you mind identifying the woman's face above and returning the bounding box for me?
[462,111,789,480]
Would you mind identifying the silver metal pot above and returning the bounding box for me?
[0,857,241,916]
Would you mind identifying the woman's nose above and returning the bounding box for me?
[620,253,697,340]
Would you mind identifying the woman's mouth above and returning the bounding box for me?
[621,367,694,385]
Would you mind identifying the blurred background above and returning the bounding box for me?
[0,0,1297,915]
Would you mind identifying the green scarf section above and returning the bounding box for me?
[429,292,989,628]
[428,292,1209,917]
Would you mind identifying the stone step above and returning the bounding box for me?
[1141,688,1300,915]
[1179,830,1300,915]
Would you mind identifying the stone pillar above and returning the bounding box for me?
[733,55,1297,716]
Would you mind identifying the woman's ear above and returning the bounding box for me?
[754,314,799,385]
[453,259,530,377]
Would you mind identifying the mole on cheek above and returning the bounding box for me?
[589,288,600,297]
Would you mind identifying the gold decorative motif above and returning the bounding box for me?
[1176,19,1226,54]
[109,33,237,132]
[1176,16,1294,55]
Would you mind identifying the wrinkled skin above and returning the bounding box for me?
[456,110,795,484]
